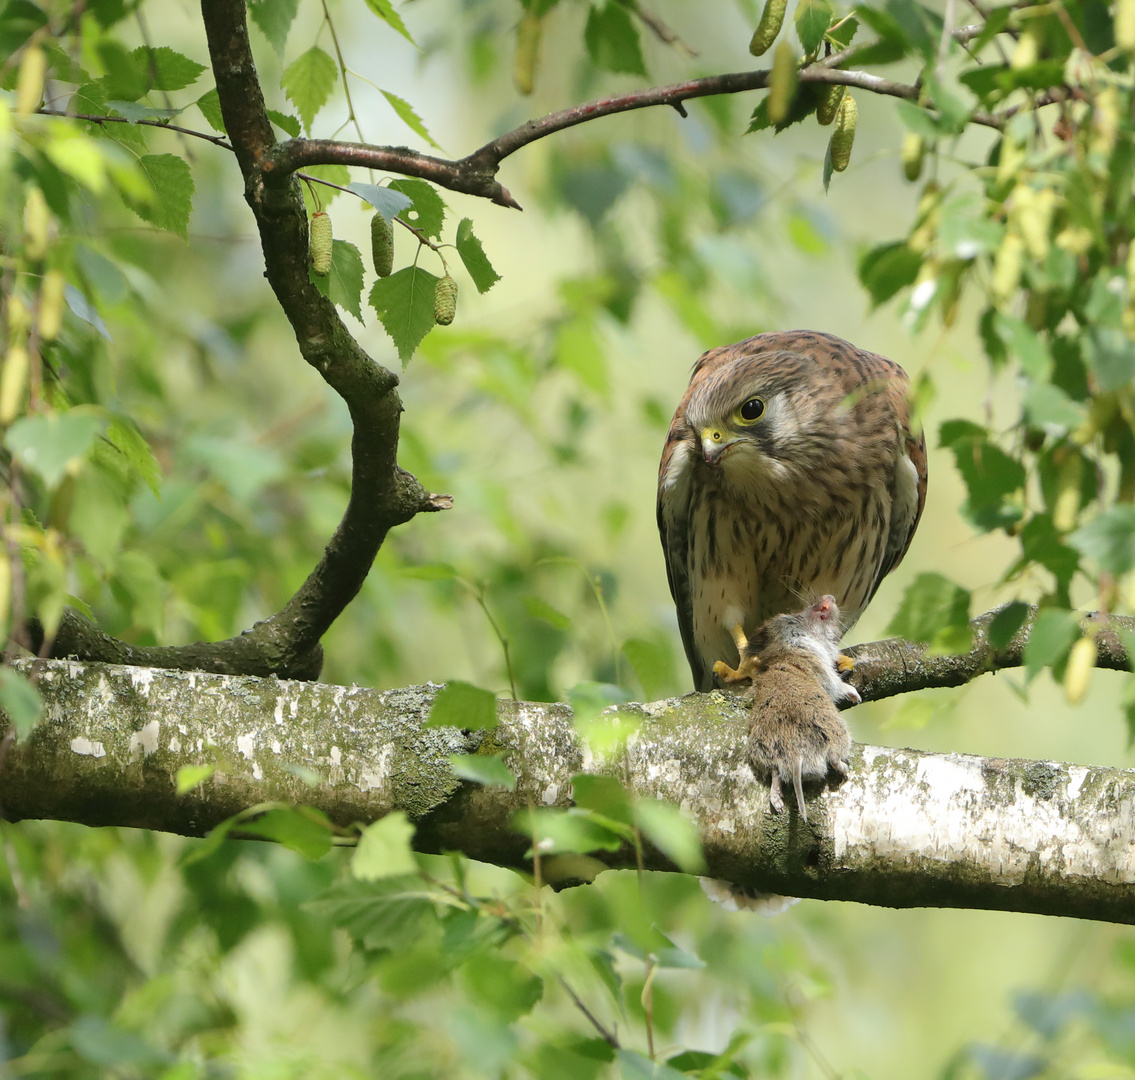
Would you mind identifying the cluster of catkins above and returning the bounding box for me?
[309,209,457,326]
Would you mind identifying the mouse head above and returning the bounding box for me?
[744,594,844,660]
[806,595,843,642]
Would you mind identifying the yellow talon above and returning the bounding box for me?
[837,653,855,673]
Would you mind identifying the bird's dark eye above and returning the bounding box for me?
[735,397,765,425]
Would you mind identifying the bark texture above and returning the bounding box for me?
[5,660,1134,923]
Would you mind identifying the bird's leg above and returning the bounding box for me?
[712,623,762,684]
[836,653,855,673]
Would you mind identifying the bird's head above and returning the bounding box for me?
[684,355,805,473]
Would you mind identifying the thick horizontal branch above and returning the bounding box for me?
[8,658,1134,923]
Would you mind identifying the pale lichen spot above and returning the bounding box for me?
[1066,766,1089,799]
[129,668,155,695]
[542,782,559,805]
[129,719,160,757]
[357,745,394,792]
[237,733,256,759]
[70,736,106,758]
[915,753,984,796]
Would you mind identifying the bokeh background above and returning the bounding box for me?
[6,0,1135,1076]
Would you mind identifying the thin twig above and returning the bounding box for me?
[36,107,233,150]
[616,0,698,56]
[558,976,620,1048]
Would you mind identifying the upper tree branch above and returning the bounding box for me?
[263,23,1017,206]
[36,0,451,680]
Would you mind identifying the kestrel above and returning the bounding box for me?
[657,330,927,692]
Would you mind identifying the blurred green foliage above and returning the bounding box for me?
[2,0,1135,1076]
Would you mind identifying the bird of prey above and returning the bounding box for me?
[657,330,927,692]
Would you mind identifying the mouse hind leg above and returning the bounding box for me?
[768,771,785,814]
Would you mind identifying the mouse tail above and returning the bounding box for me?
[792,759,807,824]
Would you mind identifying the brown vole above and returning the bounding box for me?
[715,595,859,821]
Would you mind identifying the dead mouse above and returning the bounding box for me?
[716,595,859,821]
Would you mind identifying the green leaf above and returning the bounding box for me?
[68,1016,169,1070]
[450,753,517,790]
[364,0,416,44]
[455,218,501,294]
[634,799,705,874]
[425,680,498,730]
[886,572,973,654]
[994,313,1050,380]
[858,241,922,306]
[826,14,857,47]
[1023,608,1080,682]
[1013,514,1079,593]
[938,194,1004,258]
[461,954,543,1022]
[369,264,440,362]
[948,435,1026,531]
[348,182,412,219]
[240,807,333,860]
[97,40,148,101]
[939,418,986,447]
[281,46,337,133]
[105,101,181,123]
[0,668,43,738]
[304,876,429,950]
[267,109,300,138]
[513,807,625,856]
[353,811,418,880]
[851,5,913,64]
[249,0,299,55]
[380,89,441,150]
[616,1049,689,1080]
[523,595,571,630]
[621,638,672,701]
[6,409,104,487]
[129,46,205,91]
[987,602,1031,651]
[0,1,47,58]
[1069,506,1135,576]
[390,178,446,239]
[1022,381,1084,433]
[795,0,833,55]
[106,416,161,495]
[195,88,224,132]
[746,83,824,134]
[1084,327,1135,392]
[895,98,945,139]
[584,1,647,76]
[175,764,215,794]
[310,239,365,321]
[572,774,634,826]
[122,154,195,238]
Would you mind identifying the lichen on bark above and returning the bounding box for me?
[7,658,1135,924]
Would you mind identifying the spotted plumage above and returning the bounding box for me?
[657,330,927,691]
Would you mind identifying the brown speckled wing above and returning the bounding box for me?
[657,371,705,690]
[870,361,928,599]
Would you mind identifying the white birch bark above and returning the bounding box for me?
[3,659,1133,923]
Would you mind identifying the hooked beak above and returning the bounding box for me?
[700,427,735,465]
